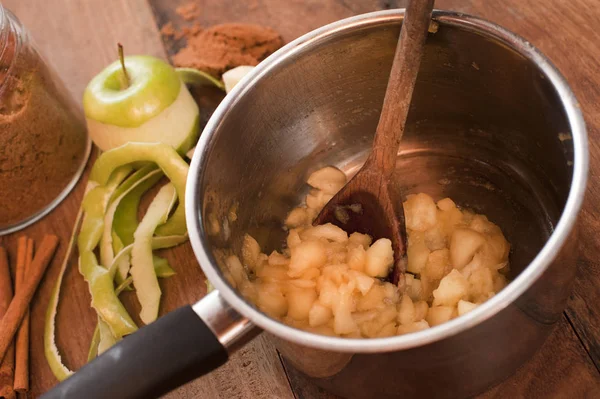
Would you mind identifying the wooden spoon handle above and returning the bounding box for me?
[369,0,434,175]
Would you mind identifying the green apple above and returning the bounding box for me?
[83,55,200,153]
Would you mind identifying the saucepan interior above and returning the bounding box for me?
[186,9,587,353]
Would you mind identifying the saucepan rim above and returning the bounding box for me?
[186,9,588,353]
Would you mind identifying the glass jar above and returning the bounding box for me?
[0,5,90,234]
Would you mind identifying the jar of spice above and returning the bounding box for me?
[0,5,90,234]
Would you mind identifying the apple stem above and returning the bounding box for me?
[118,43,130,89]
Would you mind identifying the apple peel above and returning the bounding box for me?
[110,234,188,276]
[131,183,178,324]
[79,167,140,339]
[88,252,175,360]
[176,67,225,91]
[45,169,152,380]
[90,142,189,236]
[100,167,163,269]
[44,207,82,381]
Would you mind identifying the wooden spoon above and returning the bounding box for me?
[314,0,435,286]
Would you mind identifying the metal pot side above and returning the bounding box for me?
[186,10,588,398]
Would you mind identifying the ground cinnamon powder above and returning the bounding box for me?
[175,3,200,21]
[172,23,283,77]
[0,27,88,230]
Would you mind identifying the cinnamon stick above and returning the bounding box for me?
[0,235,59,365]
[14,238,32,393]
[0,247,16,399]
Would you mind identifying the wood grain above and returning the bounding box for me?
[1,1,294,398]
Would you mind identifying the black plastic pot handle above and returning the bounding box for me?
[42,292,255,399]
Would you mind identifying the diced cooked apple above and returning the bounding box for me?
[359,305,397,338]
[309,302,333,327]
[318,277,340,310]
[257,283,288,317]
[407,234,430,274]
[433,269,469,307]
[347,245,367,272]
[404,193,438,231]
[365,238,394,277]
[300,267,320,280]
[436,197,456,211]
[287,286,318,320]
[307,166,347,194]
[288,240,327,277]
[397,294,415,325]
[469,214,493,234]
[286,228,302,248]
[450,228,485,269]
[352,309,378,324]
[414,300,429,321]
[460,252,484,279]
[257,265,289,282]
[382,282,400,304]
[424,248,451,280]
[404,274,423,301]
[348,270,375,295]
[397,319,430,335]
[378,322,398,337]
[333,282,358,335]
[322,264,347,286]
[424,224,446,251]
[285,207,309,228]
[289,279,317,289]
[301,223,348,243]
[457,299,478,316]
[240,166,512,339]
[493,272,508,292]
[484,232,510,264]
[468,267,495,303]
[378,305,398,325]
[419,275,435,302]
[268,251,289,266]
[357,283,386,311]
[426,306,455,327]
[348,232,372,249]
[332,253,349,266]
[242,234,261,270]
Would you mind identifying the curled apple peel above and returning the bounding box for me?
[46,51,226,379]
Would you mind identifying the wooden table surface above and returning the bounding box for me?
[1,0,599,397]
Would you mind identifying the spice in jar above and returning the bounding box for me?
[0,6,90,233]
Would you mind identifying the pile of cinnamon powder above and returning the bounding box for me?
[166,22,283,78]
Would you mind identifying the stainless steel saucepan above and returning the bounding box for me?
[44,9,588,399]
